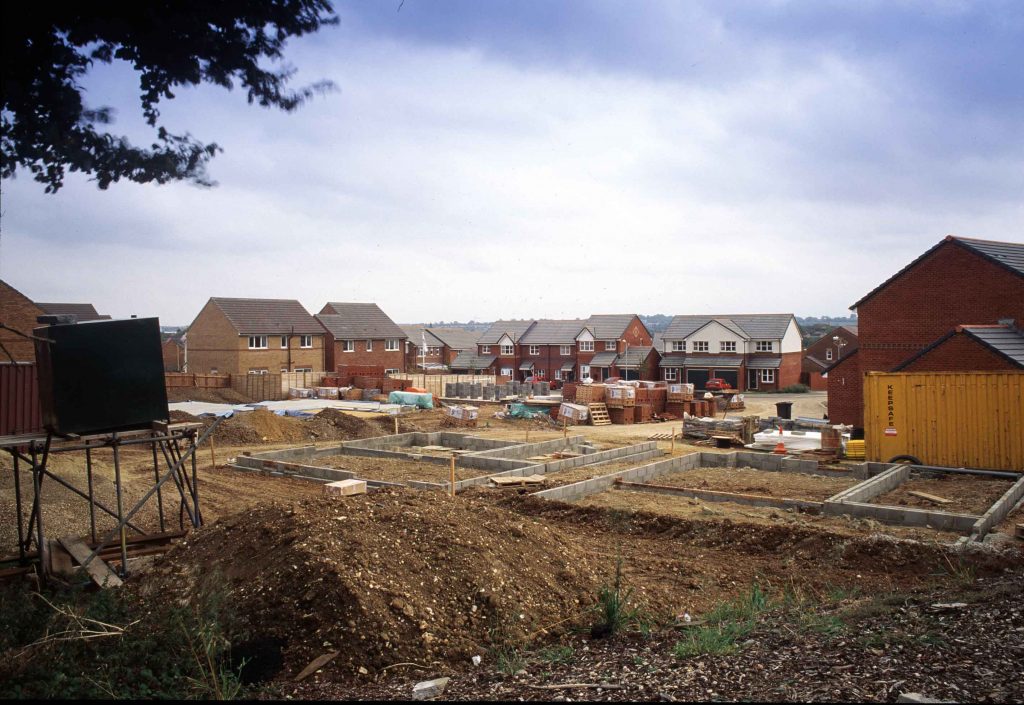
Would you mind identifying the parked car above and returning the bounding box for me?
[704,377,733,391]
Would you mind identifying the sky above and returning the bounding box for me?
[1,0,1022,326]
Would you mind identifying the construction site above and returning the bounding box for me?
[2,319,1022,702]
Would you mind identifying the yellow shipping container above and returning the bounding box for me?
[863,371,1024,471]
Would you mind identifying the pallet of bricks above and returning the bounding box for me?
[561,382,577,403]
[443,404,478,428]
[605,385,636,424]
[336,364,385,387]
[664,383,695,418]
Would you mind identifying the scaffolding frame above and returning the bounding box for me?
[2,418,221,582]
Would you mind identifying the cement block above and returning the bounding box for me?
[325,479,367,496]
[412,677,450,700]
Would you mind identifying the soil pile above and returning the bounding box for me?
[144,490,606,678]
[166,387,254,404]
[168,408,414,446]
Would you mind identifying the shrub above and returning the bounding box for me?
[780,384,810,393]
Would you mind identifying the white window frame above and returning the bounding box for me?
[755,340,773,352]
[426,346,441,356]
[500,367,513,377]
[664,368,678,381]
[501,344,514,356]
[554,369,563,380]
[280,335,288,349]
[529,345,540,355]
[210,367,218,374]
[366,340,373,352]
[481,345,491,354]
[826,348,833,361]
[384,368,400,375]
[248,335,268,350]
[385,339,400,351]
[343,340,355,352]
[720,341,736,352]
[294,367,312,373]
[579,340,594,352]
[560,345,572,356]
[247,368,268,375]
[760,369,776,383]
[299,335,313,349]
[281,367,289,374]
[579,364,591,378]
[693,341,709,352]
[605,340,617,351]
[672,341,685,352]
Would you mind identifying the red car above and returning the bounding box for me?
[704,378,733,391]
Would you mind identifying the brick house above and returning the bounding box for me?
[828,236,1024,426]
[462,320,536,377]
[517,319,588,382]
[186,297,325,375]
[403,326,481,371]
[575,314,654,381]
[162,334,185,372]
[802,325,859,391]
[36,302,111,322]
[894,323,1024,373]
[316,302,407,373]
[0,280,46,363]
[658,314,803,391]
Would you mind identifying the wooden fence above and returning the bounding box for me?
[281,371,327,393]
[390,373,500,398]
[165,373,231,389]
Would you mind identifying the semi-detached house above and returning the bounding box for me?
[186,297,325,375]
[658,314,803,391]
[316,302,407,373]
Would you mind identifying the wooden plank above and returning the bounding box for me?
[907,490,952,505]
[58,536,123,588]
[491,475,546,486]
[294,651,339,682]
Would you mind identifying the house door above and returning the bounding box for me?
[747,369,759,390]
[686,369,710,390]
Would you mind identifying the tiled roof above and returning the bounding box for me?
[664,314,794,340]
[588,351,618,366]
[208,297,322,335]
[962,325,1024,367]
[616,346,654,368]
[402,326,445,348]
[426,327,481,351]
[658,353,688,367]
[746,358,782,369]
[316,303,406,339]
[851,236,1024,310]
[477,319,535,345]
[450,352,496,370]
[584,314,642,340]
[36,302,111,322]
[519,361,535,370]
[520,319,587,345]
[681,355,744,367]
[560,361,575,371]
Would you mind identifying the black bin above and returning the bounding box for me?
[775,401,793,420]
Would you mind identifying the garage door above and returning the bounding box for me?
[715,370,739,389]
[686,369,710,390]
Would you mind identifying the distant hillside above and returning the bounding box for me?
[797,315,858,347]
[402,321,493,332]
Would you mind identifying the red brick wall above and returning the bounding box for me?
[827,351,863,425]
[162,340,184,372]
[517,343,574,380]
[832,240,1024,427]
[805,370,828,391]
[778,350,803,388]
[405,343,444,370]
[805,326,859,368]
[326,334,405,373]
[0,280,45,363]
[901,333,1020,372]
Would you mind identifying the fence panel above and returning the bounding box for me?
[231,373,285,401]
[281,371,327,393]
[0,363,42,435]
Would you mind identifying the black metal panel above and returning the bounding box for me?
[686,368,710,390]
[714,370,739,388]
[34,318,169,435]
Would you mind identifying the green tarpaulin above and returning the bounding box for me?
[387,391,434,409]
[508,403,550,419]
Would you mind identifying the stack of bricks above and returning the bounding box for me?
[321,376,341,387]
[344,388,363,400]
[575,385,605,404]
[354,375,383,389]
[666,401,687,417]
[561,383,577,403]
[382,378,411,393]
[634,404,653,423]
[650,388,667,414]
[608,407,633,424]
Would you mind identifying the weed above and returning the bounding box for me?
[940,553,976,586]
[494,646,526,676]
[826,585,862,602]
[537,645,574,665]
[800,613,846,637]
[591,555,639,638]
[673,580,773,659]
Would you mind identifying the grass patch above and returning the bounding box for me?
[673,580,772,659]
[590,555,643,638]
[799,613,847,637]
[536,645,574,665]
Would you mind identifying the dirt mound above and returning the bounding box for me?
[210,409,311,445]
[304,408,380,441]
[144,491,605,678]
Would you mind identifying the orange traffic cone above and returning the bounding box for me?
[773,426,786,454]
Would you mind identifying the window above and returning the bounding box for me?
[385,339,399,351]
[560,345,572,356]
[210,367,218,374]
[248,335,268,349]
[343,340,355,352]
[500,367,514,377]
[755,340,773,352]
[672,341,685,352]
[720,341,736,352]
[501,344,514,355]
[529,345,540,355]
[605,340,617,350]
[281,367,289,374]
[826,348,833,361]
[295,367,312,373]
[247,368,268,375]
[761,369,775,383]
[664,368,678,381]
[554,369,563,380]
[580,364,591,377]
[579,340,594,352]
[280,335,288,349]
[537,369,545,378]
[693,341,709,352]
[426,346,441,356]
[300,335,313,349]
[385,368,400,375]
[366,340,373,352]
[481,345,491,354]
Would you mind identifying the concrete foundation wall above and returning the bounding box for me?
[823,500,978,532]
[533,452,702,503]
[472,435,587,459]
[615,481,823,512]
[971,474,1024,540]
[828,464,909,503]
